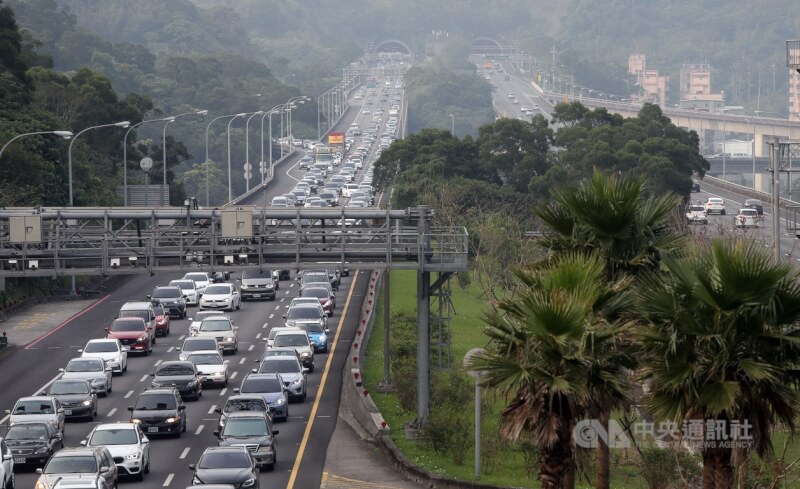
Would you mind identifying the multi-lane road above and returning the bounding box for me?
[1,63,407,489]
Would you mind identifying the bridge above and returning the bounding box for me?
[540,90,800,157]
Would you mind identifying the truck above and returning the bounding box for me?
[314,145,333,168]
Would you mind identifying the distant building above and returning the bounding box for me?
[628,53,668,107]
[679,63,725,111]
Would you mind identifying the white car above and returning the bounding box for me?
[82,423,150,481]
[0,438,14,489]
[704,197,726,215]
[60,358,113,396]
[685,205,708,224]
[734,208,760,228]
[186,350,228,386]
[80,339,127,375]
[199,283,241,311]
[182,272,211,295]
[169,280,199,306]
[188,311,230,336]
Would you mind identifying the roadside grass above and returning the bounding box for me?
[361,270,800,488]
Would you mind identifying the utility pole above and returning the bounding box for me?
[770,139,782,263]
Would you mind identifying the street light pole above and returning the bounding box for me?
[244,111,264,192]
[68,121,130,206]
[227,113,246,203]
[160,109,207,206]
[0,130,73,160]
[123,117,173,206]
[449,114,455,135]
[205,113,245,206]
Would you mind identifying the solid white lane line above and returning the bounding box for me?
[179,448,191,459]
[139,374,149,382]
[124,390,134,399]
[208,405,217,414]
[163,474,174,487]
[195,425,204,435]
[106,408,117,417]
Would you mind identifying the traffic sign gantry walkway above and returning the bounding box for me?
[0,205,467,277]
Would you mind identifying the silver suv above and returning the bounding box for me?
[271,330,314,372]
[35,446,118,489]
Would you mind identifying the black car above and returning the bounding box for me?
[214,412,278,470]
[151,361,203,400]
[44,379,98,420]
[691,182,701,192]
[128,388,186,436]
[744,198,764,214]
[238,270,277,301]
[214,395,271,433]
[5,422,63,467]
[210,271,231,283]
[189,447,259,489]
[148,286,187,319]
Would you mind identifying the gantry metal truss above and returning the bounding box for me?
[0,206,468,277]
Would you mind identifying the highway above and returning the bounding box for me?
[483,62,800,260]
[1,60,408,489]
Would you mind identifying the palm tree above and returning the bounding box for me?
[536,169,682,488]
[476,252,625,488]
[636,240,800,488]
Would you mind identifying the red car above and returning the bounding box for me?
[300,286,336,316]
[153,303,171,337]
[106,317,154,354]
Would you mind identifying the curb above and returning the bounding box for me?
[344,271,514,489]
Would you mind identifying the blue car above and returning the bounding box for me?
[235,373,289,422]
[296,323,329,353]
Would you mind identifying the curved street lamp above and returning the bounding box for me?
[160,109,207,205]
[68,121,130,206]
[0,130,73,160]
[244,111,264,192]
[204,113,246,206]
[123,117,174,206]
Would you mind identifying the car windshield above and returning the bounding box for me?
[13,400,54,415]
[287,308,319,320]
[6,424,48,440]
[242,270,270,279]
[156,364,195,376]
[200,319,232,332]
[119,310,148,322]
[260,359,301,374]
[689,206,704,212]
[301,288,328,299]
[303,274,328,284]
[198,451,251,469]
[50,381,90,395]
[241,378,282,393]
[188,353,223,365]
[89,428,138,445]
[264,350,296,357]
[153,305,165,316]
[66,359,103,372]
[110,320,144,332]
[183,339,216,351]
[152,288,181,298]
[84,342,118,353]
[298,323,324,334]
[223,399,266,414]
[185,274,208,282]
[274,335,308,348]
[45,456,98,474]
[205,285,231,295]
[222,418,269,437]
[135,393,176,410]
[171,281,195,290]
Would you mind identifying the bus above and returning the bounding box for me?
[314,145,333,168]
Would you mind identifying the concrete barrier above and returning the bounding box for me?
[343,269,390,437]
[701,174,800,211]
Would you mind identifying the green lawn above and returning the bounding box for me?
[361,270,800,488]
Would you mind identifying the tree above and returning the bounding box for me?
[636,240,800,488]
[475,252,629,489]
